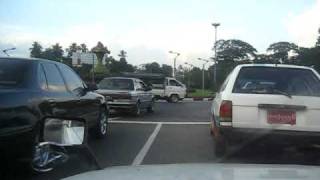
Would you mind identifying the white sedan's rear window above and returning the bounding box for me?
[233,67,320,97]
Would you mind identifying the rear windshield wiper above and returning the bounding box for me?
[272,89,292,98]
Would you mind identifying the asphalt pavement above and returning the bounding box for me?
[3,101,320,180]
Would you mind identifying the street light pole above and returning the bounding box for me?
[2,47,16,57]
[169,51,180,78]
[197,58,209,95]
[212,23,220,89]
[92,53,95,84]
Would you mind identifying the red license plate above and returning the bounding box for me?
[267,110,296,125]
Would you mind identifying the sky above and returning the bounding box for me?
[0,0,319,68]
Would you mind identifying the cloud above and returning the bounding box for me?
[113,22,244,66]
[0,23,113,57]
[286,0,320,47]
[0,21,243,66]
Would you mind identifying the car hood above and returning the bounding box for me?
[63,163,320,180]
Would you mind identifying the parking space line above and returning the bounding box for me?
[109,120,210,125]
[132,123,162,166]
[109,117,121,121]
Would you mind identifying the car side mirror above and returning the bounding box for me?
[43,118,86,146]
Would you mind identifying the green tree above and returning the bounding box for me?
[107,53,135,75]
[73,64,93,82]
[51,43,64,61]
[136,62,172,77]
[253,54,272,64]
[118,50,130,70]
[144,62,163,73]
[42,43,64,62]
[29,41,43,58]
[80,43,88,52]
[106,56,118,74]
[66,43,80,57]
[161,64,173,77]
[216,39,257,61]
[298,47,320,72]
[316,28,320,47]
[267,41,299,64]
[118,50,127,60]
[189,67,202,89]
[213,39,257,90]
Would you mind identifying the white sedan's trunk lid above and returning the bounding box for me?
[231,94,320,132]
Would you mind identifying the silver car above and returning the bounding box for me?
[96,77,154,116]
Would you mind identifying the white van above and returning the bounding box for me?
[151,77,187,103]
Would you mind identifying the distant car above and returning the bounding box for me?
[0,57,108,164]
[210,64,320,156]
[96,77,154,116]
[121,73,187,103]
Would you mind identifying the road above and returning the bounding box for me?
[3,101,320,180]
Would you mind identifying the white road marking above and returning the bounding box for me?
[132,123,162,166]
[109,117,121,121]
[109,120,210,125]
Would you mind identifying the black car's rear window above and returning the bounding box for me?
[98,78,134,90]
[0,59,31,88]
[232,66,320,97]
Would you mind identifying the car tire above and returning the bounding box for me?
[169,94,179,103]
[94,107,108,139]
[29,127,52,174]
[132,102,141,116]
[147,99,155,113]
[213,135,227,157]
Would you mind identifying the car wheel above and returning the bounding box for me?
[30,127,68,173]
[133,102,141,116]
[213,135,227,157]
[169,94,179,103]
[94,108,108,138]
[147,99,155,113]
[28,131,43,174]
[31,143,68,173]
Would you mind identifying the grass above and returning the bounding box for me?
[187,89,215,98]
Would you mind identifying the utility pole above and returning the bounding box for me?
[92,53,95,84]
[212,23,220,89]
[169,51,180,78]
[197,58,209,95]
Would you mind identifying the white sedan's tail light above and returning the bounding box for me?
[219,100,232,122]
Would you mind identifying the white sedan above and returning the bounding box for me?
[210,64,320,156]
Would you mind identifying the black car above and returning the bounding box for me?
[0,57,108,164]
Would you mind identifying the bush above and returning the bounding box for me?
[187,88,196,93]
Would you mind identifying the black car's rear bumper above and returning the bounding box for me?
[107,101,136,109]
